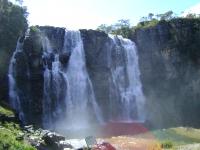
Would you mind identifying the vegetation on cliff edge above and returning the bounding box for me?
[97,11,200,38]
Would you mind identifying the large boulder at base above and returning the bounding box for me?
[42,132,73,150]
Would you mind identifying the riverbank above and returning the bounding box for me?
[1,104,200,150]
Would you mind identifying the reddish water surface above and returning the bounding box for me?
[96,122,159,150]
[98,122,149,137]
[63,122,159,149]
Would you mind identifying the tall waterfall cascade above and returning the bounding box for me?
[8,28,146,133]
[8,39,25,122]
[42,31,103,131]
[109,35,145,122]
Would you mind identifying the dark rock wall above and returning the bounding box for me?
[132,19,200,128]
[13,27,65,125]
[80,30,112,120]
[6,19,200,128]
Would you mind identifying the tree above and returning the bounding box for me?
[15,0,23,6]
[97,24,113,34]
[164,11,174,20]
[148,13,154,21]
[115,19,130,28]
[156,11,174,20]
[0,0,28,80]
[112,19,131,38]
[186,13,199,19]
[97,19,132,38]
[0,0,28,51]
[140,16,148,22]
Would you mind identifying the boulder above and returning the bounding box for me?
[42,132,72,150]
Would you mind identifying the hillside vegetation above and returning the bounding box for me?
[0,103,35,150]
[0,0,28,101]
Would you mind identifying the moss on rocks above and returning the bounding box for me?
[0,105,36,150]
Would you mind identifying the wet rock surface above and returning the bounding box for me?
[132,19,200,128]
[23,125,74,150]
[22,125,118,150]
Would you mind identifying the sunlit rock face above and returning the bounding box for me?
[132,19,200,128]
[8,26,146,133]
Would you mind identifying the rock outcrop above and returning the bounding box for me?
[80,30,112,119]
[132,18,200,128]
[10,27,66,125]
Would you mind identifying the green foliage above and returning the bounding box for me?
[97,19,132,38]
[186,13,200,19]
[134,19,159,30]
[0,127,35,150]
[0,105,35,150]
[0,0,28,102]
[97,24,113,33]
[0,0,28,52]
[157,11,175,21]
[152,127,200,145]
[112,19,132,38]
[0,106,14,116]
[140,11,176,22]
[112,26,132,38]
[161,140,173,149]
[136,10,177,31]
[97,11,176,38]
[29,26,40,34]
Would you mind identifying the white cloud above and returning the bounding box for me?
[182,3,200,16]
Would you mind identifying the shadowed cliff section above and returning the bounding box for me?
[0,0,28,102]
[131,18,200,128]
[80,29,112,120]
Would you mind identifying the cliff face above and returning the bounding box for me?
[6,19,200,128]
[132,19,200,128]
[10,27,65,125]
[80,30,112,120]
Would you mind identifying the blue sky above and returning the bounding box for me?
[15,0,200,29]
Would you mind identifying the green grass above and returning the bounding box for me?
[161,140,173,149]
[0,127,35,150]
[0,120,36,150]
[0,106,14,116]
[152,127,200,148]
[0,104,36,150]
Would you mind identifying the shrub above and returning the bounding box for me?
[161,140,173,149]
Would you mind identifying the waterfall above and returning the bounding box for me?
[8,39,25,122]
[42,37,55,128]
[109,35,145,122]
[8,28,146,133]
[42,30,103,131]
[61,31,103,129]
